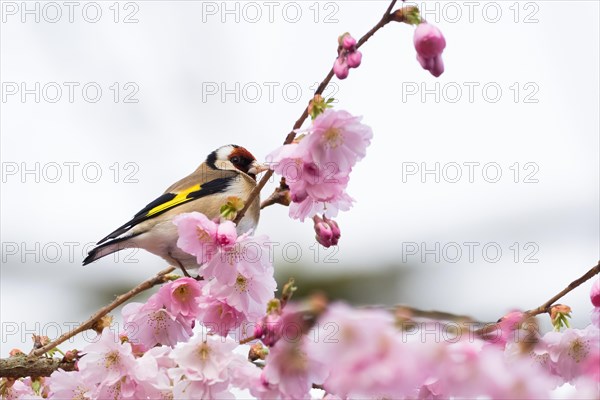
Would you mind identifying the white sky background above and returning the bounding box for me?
[0,1,598,356]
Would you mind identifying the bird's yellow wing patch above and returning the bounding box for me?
[146,184,201,217]
[96,177,233,245]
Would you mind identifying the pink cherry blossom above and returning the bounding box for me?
[173,212,219,264]
[3,378,43,399]
[414,22,446,77]
[157,278,202,319]
[262,338,328,399]
[289,192,353,222]
[48,370,94,400]
[200,234,277,321]
[77,328,136,387]
[156,277,203,319]
[229,360,280,400]
[132,346,176,399]
[543,325,600,383]
[216,220,238,249]
[121,302,193,349]
[254,303,305,348]
[430,340,555,399]
[197,290,247,337]
[171,379,232,400]
[479,310,526,347]
[267,112,370,222]
[298,109,373,173]
[254,312,282,347]
[306,302,427,398]
[170,332,245,385]
[95,375,138,400]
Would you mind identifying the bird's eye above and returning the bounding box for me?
[230,156,240,164]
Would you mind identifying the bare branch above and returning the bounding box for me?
[526,261,600,317]
[31,266,175,357]
[260,178,290,210]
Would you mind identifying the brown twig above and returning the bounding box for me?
[30,266,175,357]
[260,178,291,210]
[393,305,480,324]
[475,261,600,338]
[525,261,600,317]
[233,0,399,225]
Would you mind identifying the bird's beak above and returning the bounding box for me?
[248,161,269,175]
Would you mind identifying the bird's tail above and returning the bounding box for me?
[83,235,138,266]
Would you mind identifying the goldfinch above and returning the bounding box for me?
[83,144,267,275]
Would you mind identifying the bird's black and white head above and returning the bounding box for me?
[206,145,267,179]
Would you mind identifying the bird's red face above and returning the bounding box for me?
[228,146,268,179]
[207,144,268,179]
[228,146,256,175]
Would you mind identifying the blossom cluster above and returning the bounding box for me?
[333,33,362,79]
[268,109,372,226]
[4,280,599,399]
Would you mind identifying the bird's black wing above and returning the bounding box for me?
[96,177,233,245]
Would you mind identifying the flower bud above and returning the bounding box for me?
[346,50,363,68]
[313,215,334,247]
[333,57,350,80]
[9,349,24,357]
[255,313,282,347]
[324,216,341,246]
[414,22,446,77]
[550,304,572,331]
[591,279,600,307]
[248,342,268,361]
[341,33,357,50]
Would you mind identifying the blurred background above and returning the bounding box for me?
[1,1,598,355]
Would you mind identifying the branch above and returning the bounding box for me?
[525,261,600,317]
[475,261,600,338]
[393,305,480,324]
[0,357,76,379]
[260,178,290,210]
[233,0,399,225]
[31,266,175,357]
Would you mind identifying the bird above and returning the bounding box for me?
[83,144,268,276]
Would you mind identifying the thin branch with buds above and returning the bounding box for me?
[233,0,411,223]
[525,261,600,317]
[30,266,176,358]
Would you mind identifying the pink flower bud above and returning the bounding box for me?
[414,22,446,77]
[315,224,333,248]
[591,279,600,307]
[342,34,357,51]
[414,23,446,58]
[346,50,362,68]
[324,216,341,246]
[254,313,282,347]
[333,57,350,80]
